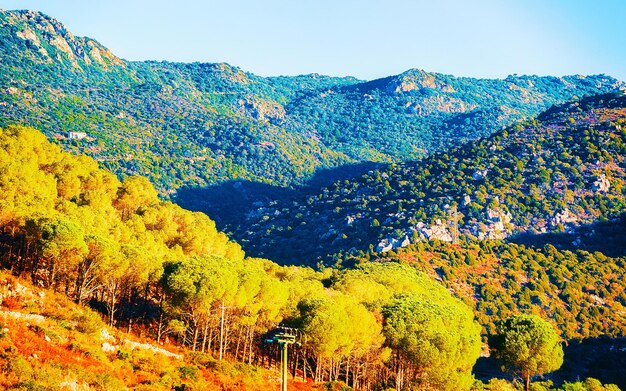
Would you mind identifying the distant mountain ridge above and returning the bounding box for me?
[0,8,624,195]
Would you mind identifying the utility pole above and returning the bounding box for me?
[266,327,299,391]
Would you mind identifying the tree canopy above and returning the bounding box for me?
[490,314,564,391]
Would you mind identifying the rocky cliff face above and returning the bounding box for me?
[1,9,123,70]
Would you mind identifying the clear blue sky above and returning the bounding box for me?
[2,0,625,81]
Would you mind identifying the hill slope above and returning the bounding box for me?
[229,93,626,266]
[1,9,623,195]
[0,269,308,391]
[0,117,623,391]
[0,124,483,390]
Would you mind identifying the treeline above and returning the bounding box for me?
[0,125,483,390]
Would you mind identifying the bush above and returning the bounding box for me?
[483,378,517,391]
[177,365,198,380]
[323,381,353,391]
[186,351,215,369]
[529,381,553,391]
[116,349,130,360]
[561,378,621,391]
[71,309,103,335]
[6,355,33,381]
[90,372,126,391]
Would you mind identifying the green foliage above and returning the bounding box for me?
[116,349,131,360]
[482,378,518,391]
[71,308,104,335]
[475,377,623,391]
[0,124,491,389]
[383,293,481,391]
[490,315,564,390]
[0,8,621,197]
[370,240,626,341]
[560,378,621,391]
[323,381,353,391]
[177,365,199,380]
[233,94,626,267]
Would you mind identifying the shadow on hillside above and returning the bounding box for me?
[474,337,626,389]
[508,215,626,258]
[174,161,385,231]
[303,161,386,189]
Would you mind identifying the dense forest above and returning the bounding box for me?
[0,125,622,390]
[226,93,626,266]
[0,125,478,390]
[0,9,623,195]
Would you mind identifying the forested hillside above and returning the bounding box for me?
[231,93,626,266]
[361,240,626,341]
[0,125,622,390]
[0,125,480,390]
[0,9,623,195]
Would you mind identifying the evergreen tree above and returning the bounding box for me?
[489,314,564,391]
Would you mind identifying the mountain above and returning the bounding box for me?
[281,69,624,161]
[1,8,623,196]
[0,9,356,194]
[228,93,626,266]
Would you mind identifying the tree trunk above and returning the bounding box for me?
[345,355,350,386]
[219,300,225,360]
[247,325,254,365]
[192,321,199,351]
[235,325,243,360]
[108,282,117,326]
[157,310,164,343]
[201,322,209,353]
[292,347,298,378]
[208,324,214,351]
[315,357,321,382]
[396,360,403,391]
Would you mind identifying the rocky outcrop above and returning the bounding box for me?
[592,174,611,193]
[123,340,182,359]
[473,169,489,180]
[239,98,286,122]
[551,208,578,228]
[463,194,472,206]
[476,208,513,240]
[376,235,412,252]
[5,9,123,69]
[413,220,453,242]
[386,69,456,94]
